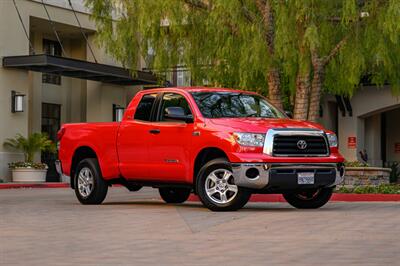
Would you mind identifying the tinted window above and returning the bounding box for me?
[134,93,157,121]
[160,93,192,121]
[191,92,285,119]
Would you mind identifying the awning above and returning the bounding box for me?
[2,54,157,86]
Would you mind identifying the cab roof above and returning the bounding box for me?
[142,86,258,94]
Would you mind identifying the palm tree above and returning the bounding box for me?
[3,133,56,163]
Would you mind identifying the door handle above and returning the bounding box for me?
[149,129,160,134]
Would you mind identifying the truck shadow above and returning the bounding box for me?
[101,200,335,212]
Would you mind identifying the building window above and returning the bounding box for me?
[42,39,62,85]
[176,70,191,86]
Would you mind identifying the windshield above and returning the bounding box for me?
[191,92,285,119]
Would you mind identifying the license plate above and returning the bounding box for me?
[297,172,315,184]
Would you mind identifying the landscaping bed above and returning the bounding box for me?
[336,184,400,194]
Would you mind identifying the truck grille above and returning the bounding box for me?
[273,135,329,157]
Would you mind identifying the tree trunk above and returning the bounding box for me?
[308,61,324,122]
[293,73,310,120]
[267,69,283,109]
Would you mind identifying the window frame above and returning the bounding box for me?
[154,92,194,123]
[42,39,62,85]
[133,92,160,122]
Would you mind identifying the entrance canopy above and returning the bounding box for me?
[2,54,157,86]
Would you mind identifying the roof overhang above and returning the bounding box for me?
[2,54,157,86]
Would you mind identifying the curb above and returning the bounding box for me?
[188,193,400,202]
[0,183,69,189]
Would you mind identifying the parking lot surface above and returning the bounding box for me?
[1,187,399,265]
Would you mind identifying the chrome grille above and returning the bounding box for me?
[263,129,330,157]
[273,135,329,156]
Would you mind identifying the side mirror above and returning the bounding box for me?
[164,107,194,123]
[284,111,293,119]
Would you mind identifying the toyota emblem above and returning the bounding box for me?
[297,140,307,150]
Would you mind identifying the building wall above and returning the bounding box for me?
[337,85,400,165]
[0,0,142,181]
[318,95,338,133]
[364,114,382,166]
[0,0,31,181]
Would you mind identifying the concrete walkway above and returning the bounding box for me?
[0,187,399,265]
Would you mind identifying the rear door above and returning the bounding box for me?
[146,92,194,182]
[117,93,158,179]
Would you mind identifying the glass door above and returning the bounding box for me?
[41,103,61,182]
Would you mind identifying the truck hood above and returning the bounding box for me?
[207,118,325,133]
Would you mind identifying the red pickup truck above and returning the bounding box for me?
[56,87,345,211]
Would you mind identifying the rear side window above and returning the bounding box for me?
[134,93,157,121]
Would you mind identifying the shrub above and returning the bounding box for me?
[344,161,369,167]
[387,162,400,183]
[337,184,400,194]
[3,133,56,169]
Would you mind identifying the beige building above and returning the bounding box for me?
[319,86,400,168]
[1,0,399,183]
[0,0,156,182]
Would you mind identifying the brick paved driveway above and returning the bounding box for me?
[1,187,399,266]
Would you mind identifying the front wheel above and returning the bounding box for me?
[196,158,251,211]
[159,187,191,203]
[283,187,333,209]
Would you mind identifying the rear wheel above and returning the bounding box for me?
[159,187,191,203]
[283,187,333,209]
[74,158,108,205]
[196,158,251,211]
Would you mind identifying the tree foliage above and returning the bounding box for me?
[86,0,400,120]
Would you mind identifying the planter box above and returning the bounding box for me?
[344,167,391,186]
[12,168,47,182]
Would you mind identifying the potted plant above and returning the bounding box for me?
[3,133,56,182]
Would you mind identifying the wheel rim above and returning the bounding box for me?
[205,169,238,204]
[77,167,94,198]
[295,189,321,201]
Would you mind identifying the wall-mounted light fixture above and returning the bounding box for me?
[11,90,25,113]
[113,104,125,122]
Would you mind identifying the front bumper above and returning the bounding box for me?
[231,163,345,190]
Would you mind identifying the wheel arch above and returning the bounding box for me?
[192,147,229,192]
[70,146,98,189]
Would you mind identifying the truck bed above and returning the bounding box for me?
[58,122,121,179]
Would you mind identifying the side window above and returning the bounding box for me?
[134,93,157,121]
[160,93,192,121]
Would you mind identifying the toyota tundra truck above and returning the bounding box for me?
[56,87,345,211]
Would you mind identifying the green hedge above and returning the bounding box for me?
[337,184,400,194]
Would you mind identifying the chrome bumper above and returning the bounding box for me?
[55,160,62,175]
[55,160,70,183]
[231,163,345,189]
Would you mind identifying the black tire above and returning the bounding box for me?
[196,158,251,211]
[159,187,191,203]
[283,187,333,209]
[74,158,108,205]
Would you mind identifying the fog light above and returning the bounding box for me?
[245,168,259,179]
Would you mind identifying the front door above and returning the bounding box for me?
[147,92,194,182]
[41,103,61,182]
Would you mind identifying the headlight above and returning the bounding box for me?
[233,132,265,147]
[326,133,338,148]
